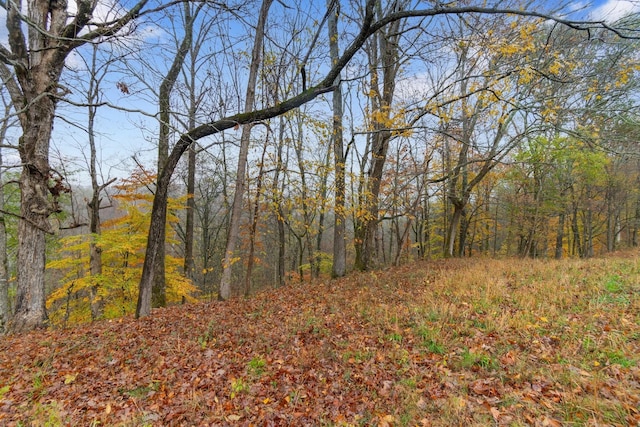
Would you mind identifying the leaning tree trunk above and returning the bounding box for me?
[136,0,376,316]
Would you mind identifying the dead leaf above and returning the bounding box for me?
[379,414,395,426]
[542,416,562,427]
[490,406,500,421]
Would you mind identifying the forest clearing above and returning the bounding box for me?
[0,253,638,426]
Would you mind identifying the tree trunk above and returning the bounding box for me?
[154,4,198,308]
[313,147,331,278]
[328,0,347,278]
[244,138,269,295]
[272,118,286,288]
[354,2,402,271]
[14,165,51,332]
[0,130,9,332]
[87,44,106,320]
[220,0,273,300]
[292,115,316,277]
[633,191,640,247]
[12,92,60,331]
[571,203,581,257]
[446,202,463,257]
[184,132,197,281]
[555,212,565,259]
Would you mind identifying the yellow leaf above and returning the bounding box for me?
[263,397,270,404]
[64,373,77,384]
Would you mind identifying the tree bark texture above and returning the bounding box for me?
[2,0,149,331]
[0,110,10,332]
[152,4,198,309]
[354,1,402,270]
[219,0,274,301]
[328,0,347,278]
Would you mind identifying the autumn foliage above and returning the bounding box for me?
[1,253,638,425]
[46,169,196,325]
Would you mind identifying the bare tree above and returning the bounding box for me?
[116,0,635,317]
[217,0,274,302]
[354,0,405,271]
[328,0,347,278]
[0,88,16,332]
[149,3,202,310]
[82,44,118,320]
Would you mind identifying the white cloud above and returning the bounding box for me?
[590,0,640,23]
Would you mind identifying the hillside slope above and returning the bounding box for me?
[1,256,639,426]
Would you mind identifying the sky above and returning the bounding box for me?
[1,0,639,185]
[589,0,640,21]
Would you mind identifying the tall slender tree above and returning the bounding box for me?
[132,0,636,317]
[218,0,274,301]
[328,0,347,278]
[0,89,14,332]
[149,3,201,310]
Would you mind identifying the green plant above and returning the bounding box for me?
[604,274,623,293]
[230,378,249,398]
[416,325,446,354]
[386,332,403,343]
[31,400,66,426]
[425,338,445,355]
[247,356,267,376]
[198,320,216,349]
[459,348,497,370]
[600,350,634,368]
[0,385,9,400]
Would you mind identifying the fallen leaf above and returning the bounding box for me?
[542,416,562,427]
[490,406,500,421]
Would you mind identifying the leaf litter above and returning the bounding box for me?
[0,255,638,426]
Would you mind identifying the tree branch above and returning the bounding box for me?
[0,208,55,235]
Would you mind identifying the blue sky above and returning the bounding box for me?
[1,0,639,184]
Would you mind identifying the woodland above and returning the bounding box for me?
[0,0,639,332]
[0,0,640,423]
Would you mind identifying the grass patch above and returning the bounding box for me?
[3,252,640,426]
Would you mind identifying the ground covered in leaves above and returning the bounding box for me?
[1,254,639,426]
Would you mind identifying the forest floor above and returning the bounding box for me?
[0,253,639,426]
